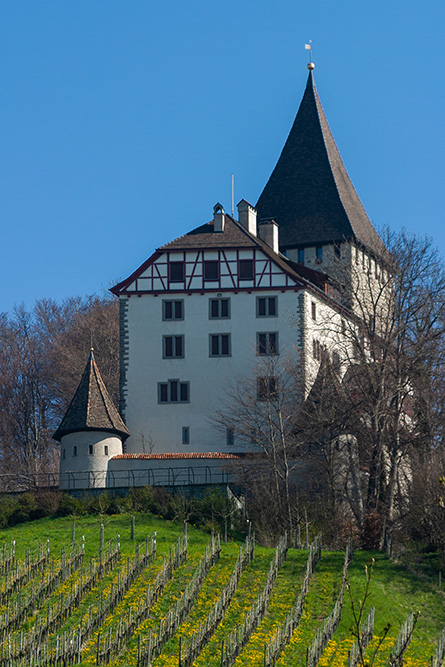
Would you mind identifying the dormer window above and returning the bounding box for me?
[316,246,323,263]
[298,248,304,263]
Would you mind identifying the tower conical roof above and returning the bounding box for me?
[53,350,130,441]
[256,70,386,258]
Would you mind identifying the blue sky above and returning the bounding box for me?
[1,1,444,314]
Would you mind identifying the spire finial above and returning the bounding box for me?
[304,41,315,70]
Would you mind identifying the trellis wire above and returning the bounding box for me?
[306,537,353,667]
[431,627,445,667]
[389,612,417,667]
[0,533,157,666]
[347,607,375,667]
[0,542,17,577]
[178,533,256,667]
[136,533,221,667]
[0,542,50,604]
[96,533,188,664]
[263,532,322,667]
[0,541,85,640]
[219,533,288,667]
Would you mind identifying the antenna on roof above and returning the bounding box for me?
[231,174,234,217]
[305,41,315,70]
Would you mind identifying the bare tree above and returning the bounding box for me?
[324,229,445,545]
[214,355,302,536]
[0,294,119,489]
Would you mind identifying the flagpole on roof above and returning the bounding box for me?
[305,41,315,70]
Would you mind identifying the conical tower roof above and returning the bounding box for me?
[256,70,386,258]
[53,350,130,441]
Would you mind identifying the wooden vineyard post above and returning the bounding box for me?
[179,635,182,667]
[221,639,224,667]
[96,631,101,666]
[131,515,135,541]
[100,523,104,552]
[137,633,141,667]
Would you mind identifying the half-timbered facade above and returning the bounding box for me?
[111,204,344,453]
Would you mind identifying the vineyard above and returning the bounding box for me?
[0,513,444,666]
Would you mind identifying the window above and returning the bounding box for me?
[182,427,190,445]
[210,334,230,357]
[104,445,109,456]
[334,244,341,260]
[226,428,234,446]
[62,449,66,460]
[73,446,78,457]
[204,261,219,282]
[256,296,277,317]
[257,332,278,355]
[298,248,305,263]
[209,298,230,319]
[89,445,93,455]
[257,376,278,401]
[169,261,184,282]
[163,300,183,320]
[163,335,184,358]
[158,380,190,403]
[311,301,317,321]
[313,338,322,361]
[239,259,254,280]
[316,246,323,263]
[332,351,341,374]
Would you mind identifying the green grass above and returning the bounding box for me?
[1,515,444,667]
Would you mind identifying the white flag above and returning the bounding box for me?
[305,44,311,50]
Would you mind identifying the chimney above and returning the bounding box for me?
[213,203,225,232]
[237,199,257,236]
[258,219,279,253]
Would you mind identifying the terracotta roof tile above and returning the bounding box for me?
[112,452,246,460]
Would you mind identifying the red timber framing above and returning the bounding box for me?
[111,247,306,296]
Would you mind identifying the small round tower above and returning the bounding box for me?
[53,349,130,490]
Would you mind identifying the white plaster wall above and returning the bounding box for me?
[122,288,305,454]
[59,431,123,489]
[302,290,355,390]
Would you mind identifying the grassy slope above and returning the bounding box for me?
[1,514,444,667]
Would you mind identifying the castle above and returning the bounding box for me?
[55,64,387,492]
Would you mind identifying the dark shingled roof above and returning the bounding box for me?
[256,70,386,258]
[158,217,258,250]
[53,350,130,442]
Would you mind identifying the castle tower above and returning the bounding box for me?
[256,68,387,309]
[54,350,130,490]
